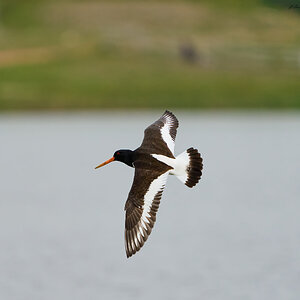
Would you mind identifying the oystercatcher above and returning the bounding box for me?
[95,110,203,258]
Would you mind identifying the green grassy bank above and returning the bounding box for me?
[0,0,300,110]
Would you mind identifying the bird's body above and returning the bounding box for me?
[95,110,203,257]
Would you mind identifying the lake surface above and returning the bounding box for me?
[0,111,300,300]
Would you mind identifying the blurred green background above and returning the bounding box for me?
[0,0,299,110]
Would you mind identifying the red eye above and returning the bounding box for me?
[117,152,120,155]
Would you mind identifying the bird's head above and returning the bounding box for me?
[95,149,134,169]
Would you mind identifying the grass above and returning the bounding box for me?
[0,0,300,110]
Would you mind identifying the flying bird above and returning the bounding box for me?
[95,110,203,258]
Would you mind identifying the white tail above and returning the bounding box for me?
[170,148,203,188]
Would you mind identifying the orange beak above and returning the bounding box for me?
[95,157,115,169]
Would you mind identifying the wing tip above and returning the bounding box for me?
[161,110,179,145]
[125,225,152,258]
[163,110,179,124]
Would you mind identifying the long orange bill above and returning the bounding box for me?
[95,157,115,169]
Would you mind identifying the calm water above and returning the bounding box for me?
[0,111,300,300]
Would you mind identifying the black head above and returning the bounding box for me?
[113,149,134,167]
[95,149,134,169]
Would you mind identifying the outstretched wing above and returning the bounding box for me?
[124,168,169,258]
[139,110,179,157]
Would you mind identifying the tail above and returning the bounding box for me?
[173,147,203,188]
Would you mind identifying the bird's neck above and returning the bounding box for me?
[122,150,135,168]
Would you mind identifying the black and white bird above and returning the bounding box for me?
[95,110,203,258]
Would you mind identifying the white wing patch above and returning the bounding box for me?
[141,171,169,227]
[160,114,176,154]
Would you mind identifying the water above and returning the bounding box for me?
[0,111,300,300]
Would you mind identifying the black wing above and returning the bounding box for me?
[139,110,179,157]
[124,167,170,258]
